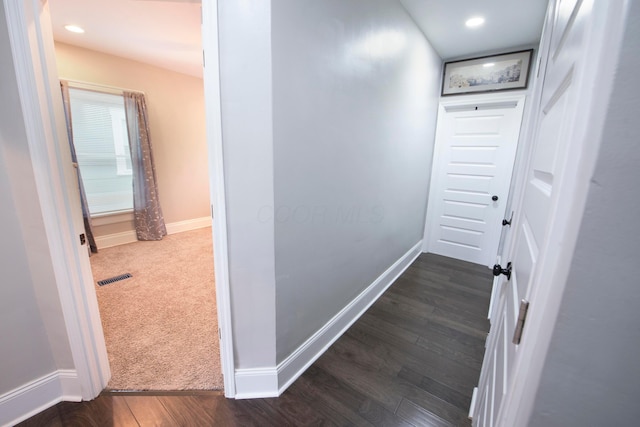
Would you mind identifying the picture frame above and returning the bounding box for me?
[441,49,534,96]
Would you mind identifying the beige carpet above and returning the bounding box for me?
[90,227,223,390]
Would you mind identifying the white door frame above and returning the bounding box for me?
[4,0,236,399]
[423,92,526,267]
[202,0,236,398]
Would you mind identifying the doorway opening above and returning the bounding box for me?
[49,0,223,391]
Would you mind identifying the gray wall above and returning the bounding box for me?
[0,3,74,397]
[271,0,442,362]
[218,0,441,369]
[529,2,640,425]
[0,144,56,395]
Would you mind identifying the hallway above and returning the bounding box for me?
[19,253,492,426]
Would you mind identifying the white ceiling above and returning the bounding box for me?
[50,0,203,78]
[401,0,547,60]
[49,0,548,79]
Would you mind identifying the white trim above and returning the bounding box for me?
[165,216,211,235]
[443,100,519,112]
[5,0,110,400]
[57,369,82,400]
[95,230,137,249]
[436,90,527,108]
[469,386,478,420]
[276,240,423,395]
[0,370,81,427]
[202,0,236,397]
[91,210,133,226]
[232,242,422,399]
[94,216,212,249]
[234,368,279,400]
[62,78,145,96]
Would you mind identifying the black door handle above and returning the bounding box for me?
[492,195,499,201]
[503,212,514,226]
[493,262,512,280]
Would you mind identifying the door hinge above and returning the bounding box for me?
[218,328,222,340]
[211,204,214,219]
[512,299,530,345]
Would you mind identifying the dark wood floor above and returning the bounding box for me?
[19,253,492,427]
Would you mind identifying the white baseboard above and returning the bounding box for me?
[57,369,82,401]
[0,370,81,427]
[95,230,137,249]
[469,386,478,420]
[276,240,423,395]
[165,216,211,235]
[231,241,423,399]
[234,367,279,399]
[95,216,211,249]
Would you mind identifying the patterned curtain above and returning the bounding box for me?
[123,92,167,241]
[60,81,98,254]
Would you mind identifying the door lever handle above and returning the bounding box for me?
[502,211,513,226]
[493,262,512,280]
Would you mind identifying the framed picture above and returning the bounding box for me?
[442,49,533,96]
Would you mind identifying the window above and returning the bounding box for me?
[69,88,133,215]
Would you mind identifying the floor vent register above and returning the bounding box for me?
[97,273,132,286]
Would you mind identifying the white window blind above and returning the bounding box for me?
[69,88,133,215]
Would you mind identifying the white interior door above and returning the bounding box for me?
[425,96,525,266]
[472,0,621,425]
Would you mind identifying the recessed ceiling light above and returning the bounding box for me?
[483,62,495,68]
[64,25,85,34]
[465,17,485,28]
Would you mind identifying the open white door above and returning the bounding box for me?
[472,0,629,426]
[4,0,110,399]
[425,95,525,267]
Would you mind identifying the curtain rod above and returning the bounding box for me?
[61,78,145,95]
